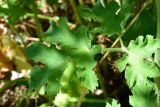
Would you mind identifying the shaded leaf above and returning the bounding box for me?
[79,0,134,36]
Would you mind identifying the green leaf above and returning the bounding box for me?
[129,80,157,107]
[76,67,98,92]
[0,0,26,23]
[46,74,61,97]
[123,9,157,44]
[105,99,120,107]
[26,18,101,93]
[29,65,50,90]
[42,18,101,92]
[79,0,133,36]
[60,62,81,97]
[116,35,160,87]
[25,42,66,69]
[25,42,67,96]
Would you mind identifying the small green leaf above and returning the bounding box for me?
[77,67,98,92]
[29,66,49,90]
[105,99,120,107]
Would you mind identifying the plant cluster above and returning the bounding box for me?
[0,0,160,107]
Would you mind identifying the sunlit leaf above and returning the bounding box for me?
[105,99,120,107]
[129,80,157,107]
[116,35,160,87]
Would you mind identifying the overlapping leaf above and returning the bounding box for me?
[116,35,160,87]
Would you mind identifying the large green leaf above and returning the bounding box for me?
[116,35,160,87]
[26,18,101,92]
[129,80,157,107]
[42,18,101,92]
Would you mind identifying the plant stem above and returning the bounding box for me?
[100,0,152,63]
[103,48,123,52]
[31,2,43,37]
[83,98,107,103]
[96,66,107,98]
[76,87,88,107]
[26,13,53,21]
[69,0,82,24]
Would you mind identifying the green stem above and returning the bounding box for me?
[26,13,53,21]
[96,67,107,98]
[103,48,123,52]
[31,2,43,37]
[69,0,82,24]
[83,98,107,103]
[76,87,88,107]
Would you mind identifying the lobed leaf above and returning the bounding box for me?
[116,35,160,87]
[25,42,67,96]
[26,18,101,93]
[79,0,134,36]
